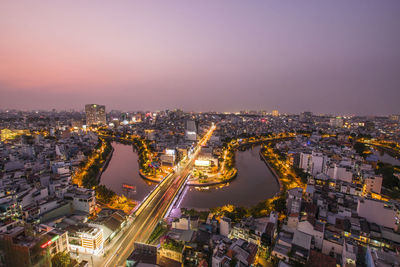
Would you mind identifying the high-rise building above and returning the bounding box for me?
[364,175,383,194]
[389,115,399,121]
[185,120,197,141]
[186,120,197,132]
[330,116,344,128]
[272,110,279,117]
[85,104,106,126]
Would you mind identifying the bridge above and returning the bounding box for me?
[100,125,216,267]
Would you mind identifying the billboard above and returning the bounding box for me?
[195,160,211,167]
[165,149,175,155]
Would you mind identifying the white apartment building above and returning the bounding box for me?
[64,187,96,214]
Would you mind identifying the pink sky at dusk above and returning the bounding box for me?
[1,1,400,114]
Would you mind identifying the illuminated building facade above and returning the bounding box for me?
[0,129,30,142]
[389,114,399,121]
[330,116,344,128]
[85,104,106,126]
[364,175,383,195]
[37,225,70,256]
[185,120,197,141]
[67,225,104,255]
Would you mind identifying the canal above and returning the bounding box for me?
[100,142,156,201]
[372,149,400,166]
[181,146,279,209]
[100,143,279,209]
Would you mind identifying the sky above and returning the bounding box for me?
[0,1,399,115]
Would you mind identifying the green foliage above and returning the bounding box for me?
[272,196,286,213]
[224,207,249,223]
[292,261,305,267]
[162,238,184,252]
[78,160,87,168]
[81,140,112,188]
[357,133,372,139]
[274,148,287,161]
[389,143,397,148]
[249,200,271,218]
[181,208,209,221]
[376,162,400,190]
[51,252,71,267]
[95,185,116,203]
[148,222,167,244]
[229,258,238,267]
[354,142,367,156]
[293,166,308,184]
[132,138,154,173]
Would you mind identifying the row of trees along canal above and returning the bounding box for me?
[72,136,143,212]
[99,127,167,179]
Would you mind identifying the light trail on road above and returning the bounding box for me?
[101,125,216,267]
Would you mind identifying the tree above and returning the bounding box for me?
[225,206,249,223]
[78,160,87,168]
[250,200,270,218]
[96,185,116,203]
[51,252,71,267]
[272,196,286,213]
[293,167,308,184]
[354,142,367,155]
[376,162,400,189]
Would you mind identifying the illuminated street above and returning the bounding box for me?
[1,2,399,266]
[100,125,215,267]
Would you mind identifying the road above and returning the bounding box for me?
[101,125,216,267]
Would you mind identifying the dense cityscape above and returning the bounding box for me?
[1,1,400,267]
[0,107,400,267]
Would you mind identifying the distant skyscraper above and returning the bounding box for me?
[85,104,106,126]
[186,120,197,133]
[185,120,197,141]
[330,116,344,128]
[272,110,279,117]
[389,115,399,121]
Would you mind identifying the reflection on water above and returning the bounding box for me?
[100,142,156,200]
[181,146,279,209]
[372,149,400,166]
[101,143,280,209]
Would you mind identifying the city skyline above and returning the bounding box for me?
[1,1,400,114]
[1,2,400,266]
[0,107,398,118]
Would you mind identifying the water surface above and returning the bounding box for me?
[100,142,156,200]
[372,149,400,166]
[181,146,279,209]
[101,143,279,209]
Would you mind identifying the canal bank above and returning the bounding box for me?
[96,146,114,183]
[259,151,283,193]
[187,169,238,187]
[139,169,165,183]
